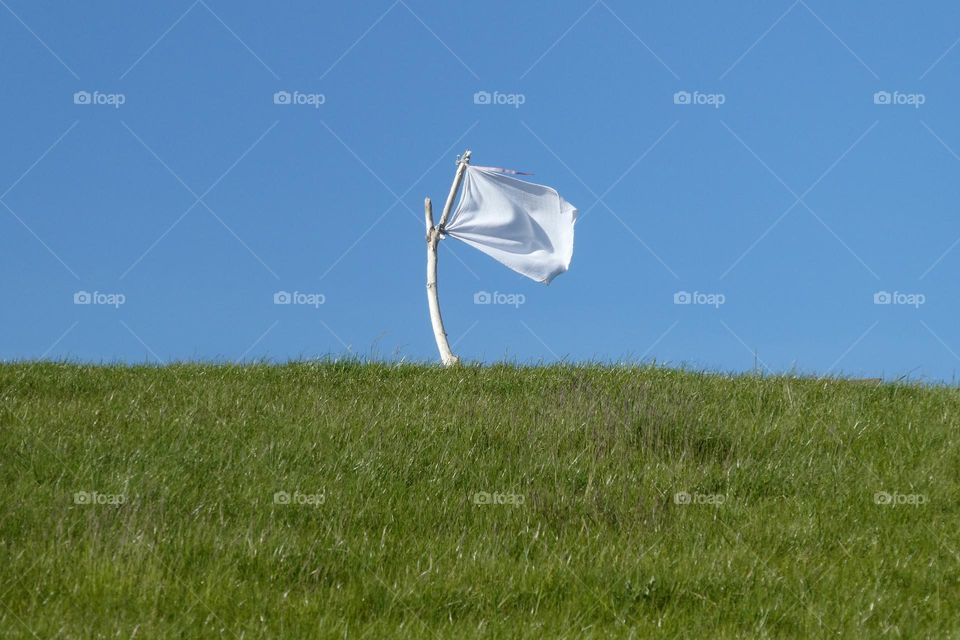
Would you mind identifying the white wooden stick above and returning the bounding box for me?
[425,197,459,366]
[438,150,470,230]
[424,150,472,366]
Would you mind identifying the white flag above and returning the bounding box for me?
[443,166,577,284]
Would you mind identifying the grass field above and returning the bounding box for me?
[1,362,958,638]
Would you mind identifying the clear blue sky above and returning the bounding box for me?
[3,1,960,380]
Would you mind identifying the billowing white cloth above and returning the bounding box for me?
[444,166,577,284]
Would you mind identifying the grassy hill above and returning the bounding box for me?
[1,362,958,638]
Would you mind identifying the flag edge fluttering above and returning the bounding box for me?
[443,165,578,285]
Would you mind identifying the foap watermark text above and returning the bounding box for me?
[273,90,325,108]
[873,91,924,108]
[474,291,525,308]
[674,491,725,505]
[74,91,126,108]
[274,490,325,506]
[673,90,725,108]
[74,490,125,505]
[473,91,525,108]
[874,491,926,506]
[274,291,325,308]
[473,491,525,506]
[674,291,725,308]
[74,291,125,308]
[874,291,925,308]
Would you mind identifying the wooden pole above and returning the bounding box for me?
[438,150,470,230]
[425,198,458,366]
[425,150,471,366]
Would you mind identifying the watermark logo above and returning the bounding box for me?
[873,291,925,308]
[873,91,925,108]
[874,491,926,506]
[273,90,325,108]
[673,90,725,108]
[273,490,325,506]
[673,290,725,308]
[473,491,525,506]
[473,90,526,108]
[73,90,126,109]
[74,490,125,505]
[674,491,725,505]
[73,290,126,308]
[273,291,325,308]
[473,290,525,308]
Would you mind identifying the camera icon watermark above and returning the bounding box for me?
[273,90,325,108]
[473,90,525,108]
[273,290,325,308]
[73,290,126,308]
[673,90,725,108]
[873,90,925,108]
[473,290,525,308]
[673,290,725,308]
[73,90,126,109]
[874,491,926,506]
[873,290,925,308]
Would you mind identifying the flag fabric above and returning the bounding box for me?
[443,166,577,284]
[469,165,533,176]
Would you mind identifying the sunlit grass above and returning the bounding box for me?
[1,362,958,637]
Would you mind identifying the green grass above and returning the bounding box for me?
[1,362,958,638]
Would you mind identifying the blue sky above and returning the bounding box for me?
[2,1,960,380]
